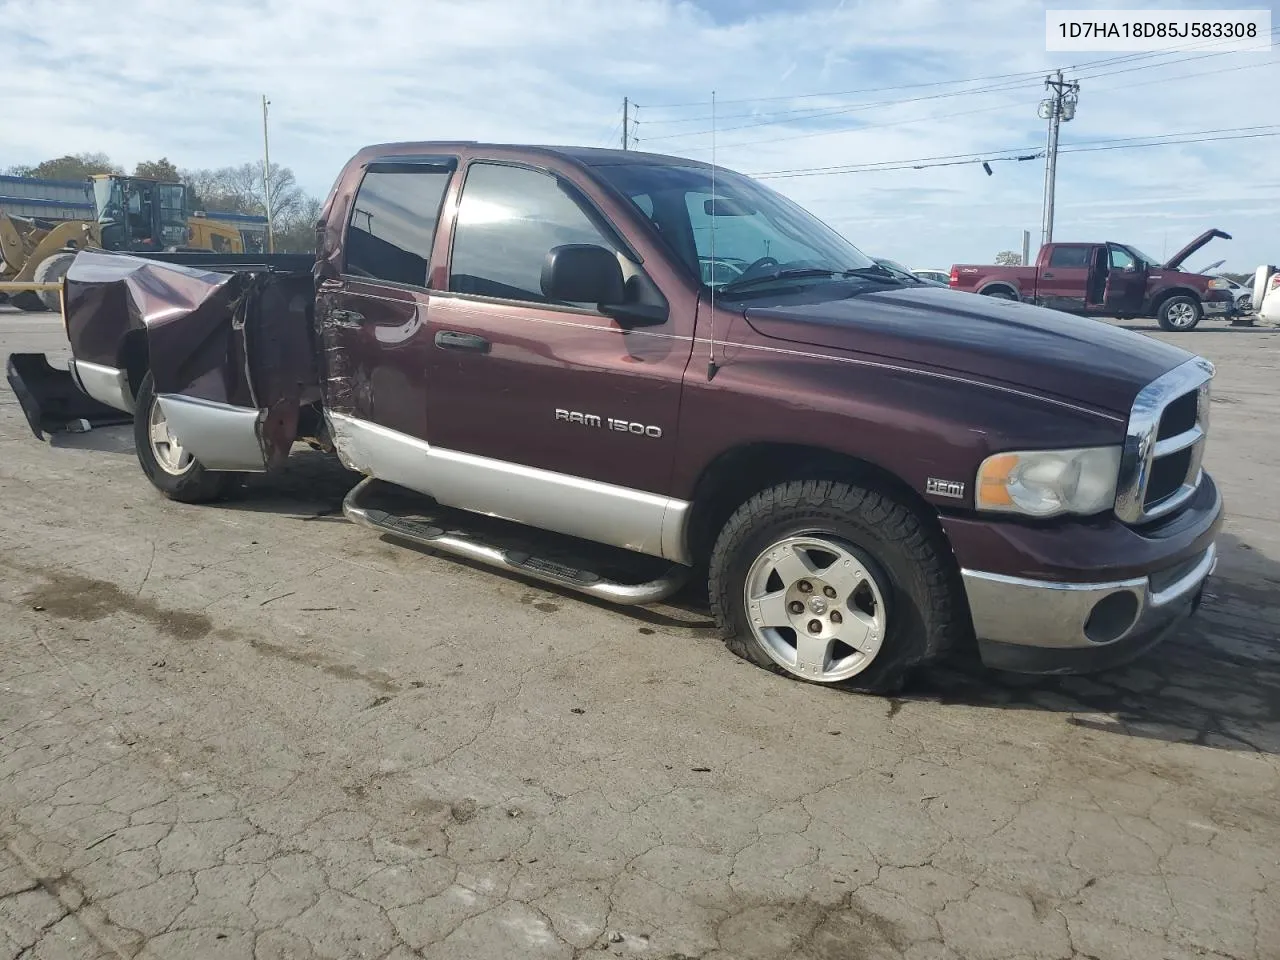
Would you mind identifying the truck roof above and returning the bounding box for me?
[351,141,713,170]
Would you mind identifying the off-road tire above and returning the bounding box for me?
[1156,295,1202,332]
[134,371,230,503]
[708,479,967,694]
[33,252,76,311]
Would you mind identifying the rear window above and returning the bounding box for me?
[1047,246,1091,269]
[345,167,454,287]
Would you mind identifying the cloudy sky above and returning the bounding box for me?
[3,0,1276,270]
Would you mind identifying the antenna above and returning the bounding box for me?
[706,89,719,381]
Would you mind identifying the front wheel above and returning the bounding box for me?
[1157,295,1202,331]
[134,372,230,503]
[708,480,966,693]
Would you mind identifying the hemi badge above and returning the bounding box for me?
[926,478,965,499]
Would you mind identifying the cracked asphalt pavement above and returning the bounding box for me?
[2,308,1278,959]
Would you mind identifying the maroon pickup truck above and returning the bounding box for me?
[5,142,1223,692]
[951,231,1239,331]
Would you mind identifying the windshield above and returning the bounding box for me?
[92,178,122,223]
[1126,245,1160,267]
[594,161,875,290]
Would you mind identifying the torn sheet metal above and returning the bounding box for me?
[62,250,318,466]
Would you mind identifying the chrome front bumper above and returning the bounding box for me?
[963,542,1217,659]
[1203,299,1234,316]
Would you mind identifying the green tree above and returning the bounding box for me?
[133,158,181,182]
[6,152,122,180]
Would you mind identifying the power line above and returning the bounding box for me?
[638,40,1278,146]
[749,127,1280,179]
[663,55,1278,155]
[635,28,1278,112]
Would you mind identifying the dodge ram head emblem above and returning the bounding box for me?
[925,478,965,499]
[555,409,662,438]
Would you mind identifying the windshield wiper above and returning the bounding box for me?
[719,268,838,296]
[841,266,903,284]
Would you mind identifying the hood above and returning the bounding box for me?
[741,285,1193,416]
[1163,228,1231,271]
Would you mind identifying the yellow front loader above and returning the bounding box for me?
[0,215,97,311]
[1,175,249,311]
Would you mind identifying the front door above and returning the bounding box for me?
[1102,244,1148,316]
[1035,244,1094,313]
[314,158,456,444]
[420,160,694,558]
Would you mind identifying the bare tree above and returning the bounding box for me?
[273,195,324,254]
[994,250,1023,266]
[181,162,303,224]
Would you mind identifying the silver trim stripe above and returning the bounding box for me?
[325,412,692,564]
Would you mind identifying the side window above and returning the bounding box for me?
[1048,245,1091,269]
[345,168,453,287]
[449,163,622,306]
[1108,246,1136,270]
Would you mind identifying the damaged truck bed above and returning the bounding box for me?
[5,140,1223,691]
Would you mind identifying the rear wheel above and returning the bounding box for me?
[708,479,965,693]
[1157,295,1201,331]
[33,252,75,311]
[134,371,230,503]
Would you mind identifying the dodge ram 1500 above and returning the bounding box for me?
[6,142,1224,691]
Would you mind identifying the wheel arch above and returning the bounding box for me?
[1147,286,1199,316]
[683,442,944,566]
[115,329,150,403]
[976,281,1019,299]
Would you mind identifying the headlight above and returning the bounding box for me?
[1207,278,1228,289]
[976,446,1122,518]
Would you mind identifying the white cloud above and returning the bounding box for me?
[1,0,1275,269]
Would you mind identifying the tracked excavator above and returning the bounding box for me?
[0,174,246,311]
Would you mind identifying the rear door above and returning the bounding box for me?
[314,158,456,441]
[1035,244,1093,313]
[1102,243,1147,315]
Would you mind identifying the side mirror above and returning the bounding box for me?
[541,244,625,304]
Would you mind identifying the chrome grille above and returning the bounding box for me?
[1115,357,1213,524]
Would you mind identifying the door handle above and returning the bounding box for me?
[434,330,490,354]
[1041,272,1055,278]
[328,308,364,328]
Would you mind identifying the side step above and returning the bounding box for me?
[342,476,691,605]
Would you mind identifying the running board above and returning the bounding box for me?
[342,476,690,605]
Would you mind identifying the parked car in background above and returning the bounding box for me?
[912,268,950,285]
[1195,260,1255,312]
[950,230,1239,331]
[873,257,948,286]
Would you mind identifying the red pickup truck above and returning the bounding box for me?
[6,142,1223,691]
[950,230,1239,331]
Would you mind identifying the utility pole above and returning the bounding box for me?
[1021,229,1031,267]
[262,95,275,254]
[1038,70,1079,247]
[622,97,629,150]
